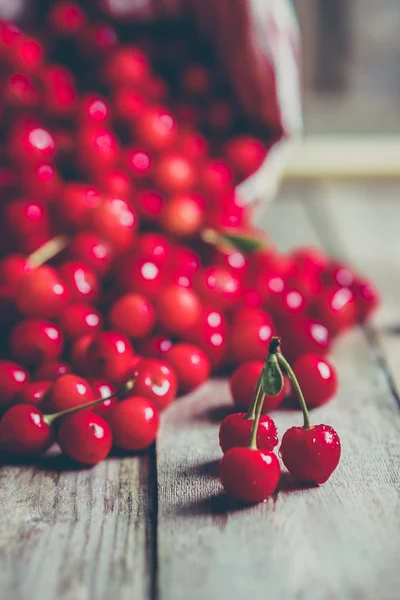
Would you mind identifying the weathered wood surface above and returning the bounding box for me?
[1,184,400,600]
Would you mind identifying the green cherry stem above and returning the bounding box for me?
[243,379,263,421]
[27,234,69,268]
[248,388,266,450]
[43,378,135,426]
[275,352,312,430]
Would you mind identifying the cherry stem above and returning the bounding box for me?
[27,234,69,268]
[43,378,135,426]
[275,352,312,430]
[248,388,266,450]
[201,228,265,253]
[243,379,263,421]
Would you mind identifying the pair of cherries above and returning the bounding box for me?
[218,338,341,504]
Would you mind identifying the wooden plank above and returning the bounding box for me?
[0,453,154,600]
[156,192,400,600]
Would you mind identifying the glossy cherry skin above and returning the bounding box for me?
[353,277,380,323]
[201,160,233,197]
[0,404,52,456]
[112,88,147,123]
[4,73,40,108]
[161,193,205,237]
[43,374,95,414]
[115,254,163,298]
[272,287,308,321]
[219,413,278,454]
[136,106,177,152]
[229,361,286,412]
[214,249,248,281]
[229,308,274,364]
[0,254,33,288]
[69,231,112,276]
[78,126,119,173]
[94,168,131,199]
[86,331,135,385]
[109,396,159,451]
[219,447,281,503]
[205,192,247,230]
[156,285,202,336]
[134,189,163,223]
[290,246,328,277]
[57,411,112,465]
[280,424,341,484]
[109,294,155,339]
[10,123,55,165]
[194,266,242,311]
[22,163,62,203]
[60,304,102,340]
[90,380,116,421]
[58,261,99,304]
[16,381,52,407]
[78,94,109,125]
[5,199,50,253]
[0,361,29,406]
[104,45,149,83]
[132,359,178,412]
[293,354,338,408]
[34,360,71,381]
[314,286,356,334]
[125,148,152,181]
[70,334,94,374]
[175,130,208,164]
[278,318,332,362]
[224,135,266,179]
[10,319,64,366]
[136,233,171,265]
[185,307,228,370]
[155,152,197,194]
[321,260,356,289]
[16,266,69,319]
[59,183,101,228]
[165,344,211,394]
[137,335,173,360]
[90,197,138,253]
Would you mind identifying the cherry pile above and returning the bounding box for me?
[0,4,379,472]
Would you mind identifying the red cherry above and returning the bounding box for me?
[229,308,274,364]
[94,168,131,199]
[10,319,63,366]
[205,191,247,230]
[70,334,94,373]
[201,160,233,197]
[219,447,280,503]
[156,285,202,335]
[22,163,61,203]
[10,35,43,73]
[109,396,159,451]
[132,359,178,412]
[229,361,286,412]
[161,193,205,237]
[353,277,380,323]
[112,88,147,123]
[165,343,210,394]
[0,22,22,54]
[272,287,307,321]
[293,354,338,408]
[58,261,99,304]
[109,294,155,339]
[155,152,196,193]
[5,199,50,252]
[0,254,33,287]
[185,307,228,370]
[291,246,328,277]
[34,360,71,381]
[0,404,52,456]
[79,23,118,57]
[16,380,52,407]
[3,73,40,108]
[136,233,171,265]
[60,304,102,340]
[86,331,135,384]
[69,231,112,275]
[170,245,200,278]
[90,380,116,421]
[224,136,266,179]
[59,183,101,228]
[219,413,278,454]
[48,2,87,36]
[78,94,109,125]
[137,335,173,360]
[0,360,29,406]
[321,260,356,288]
[136,106,177,152]
[214,249,248,280]
[43,374,95,414]
[91,197,137,253]
[78,126,119,172]
[250,248,291,278]
[125,148,152,180]
[115,254,163,298]
[194,266,242,311]
[278,318,331,362]
[16,266,69,319]
[280,424,341,484]
[57,411,112,465]
[42,66,77,117]
[10,122,55,165]
[314,286,356,334]
[134,189,163,222]
[104,46,149,86]
[175,130,208,163]
[238,288,263,310]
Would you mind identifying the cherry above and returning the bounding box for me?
[194,266,242,310]
[41,65,77,117]
[201,160,233,197]
[321,260,356,288]
[58,261,99,304]
[353,277,380,323]
[57,411,112,465]
[104,46,149,86]
[185,307,227,370]
[136,106,177,152]
[15,266,69,319]
[10,35,43,73]
[278,318,331,362]
[109,294,155,339]
[125,148,152,180]
[291,246,328,276]
[280,425,341,484]
[115,254,163,298]
[132,358,178,412]
[219,448,280,503]
[43,374,95,414]
[229,361,286,412]
[293,354,338,408]
[78,94,110,125]
[175,130,208,164]
[3,73,40,108]
[22,163,62,203]
[70,334,94,373]
[0,254,33,287]
[165,343,210,394]
[219,412,278,454]
[16,381,52,407]
[95,169,131,200]
[238,288,263,310]
[69,231,112,276]
[134,189,163,223]
[214,249,248,280]
[59,183,101,228]
[0,404,52,456]
[229,308,274,364]
[109,396,159,451]
[161,193,205,237]
[0,22,22,54]
[156,285,202,335]
[272,287,307,321]
[90,196,137,253]
[0,360,29,406]
[155,152,197,193]
[48,2,87,36]
[34,360,71,381]
[79,23,118,58]
[137,335,173,360]
[5,199,50,253]
[90,380,116,421]
[10,122,55,165]
[170,245,200,278]
[224,136,266,179]
[136,233,170,265]
[60,304,102,340]
[250,247,290,278]
[86,331,135,384]
[314,286,356,334]
[78,126,119,172]
[10,319,63,366]
[112,88,147,123]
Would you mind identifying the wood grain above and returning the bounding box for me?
[156,191,400,600]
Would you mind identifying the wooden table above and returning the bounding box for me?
[1,181,400,600]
